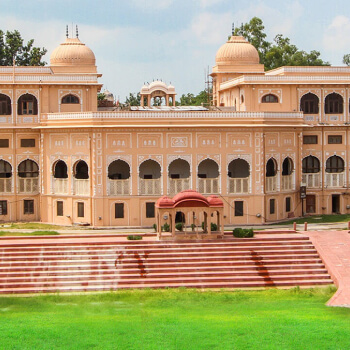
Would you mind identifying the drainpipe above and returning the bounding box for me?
[89,134,93,226]
[262,132,266,224]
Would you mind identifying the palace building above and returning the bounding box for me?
[0,31,350,227]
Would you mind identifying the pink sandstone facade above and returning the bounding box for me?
[0,33,350,227]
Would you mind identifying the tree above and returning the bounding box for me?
[125,92,141,106]
[179,90,210,106]
[343,54,350,66]
[0,30,47,66]
[234,17,329,70]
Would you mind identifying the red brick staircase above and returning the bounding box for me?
[0,235,333,294]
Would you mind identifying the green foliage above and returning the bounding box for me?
[211,223,218,231]
[0,230,59,236]
[175,222,184,231]
[343,54,350,66]
[152,223,157,232]
[191,223,196,231]
[127,235,142,240]
[162,223,170,232]
[234,17,329,71]
[233,227,254,238]
[97,93,106,101]
[125,92,141,106]
[179,90,209,106]
[276,214,350,226]
[0,29,47,66]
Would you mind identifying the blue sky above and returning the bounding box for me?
[1,0,350,102]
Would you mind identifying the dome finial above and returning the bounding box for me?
[76,25,79,39]
[66,25,69,38]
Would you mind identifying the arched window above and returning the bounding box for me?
[0,94,11,115]
[325,93,343,114]
[74,160,89,179]
[0,160,12,178]
[62,94,80,104]
[300,93,319,114]
[108,160,130,179]
[18,160,39,178]
[266,158,277,177]
[17,94,38,115]
[168,159,190,179]
[139,160,161,179]
[54,160,68,179]
[326,156,344,173]
[228,159,250,178]
[302,156,320,173]
[282,158,293,176]
[198,159,219,179]
[262,94,278,103]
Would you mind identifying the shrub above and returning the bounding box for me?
[233,228,254,238]
[191,223,196,231]
[162,223,170,232]
[175,223,184,231]
[127,235,143,240]
[152,223,157,232]
[211,223,218,231]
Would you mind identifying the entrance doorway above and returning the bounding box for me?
[306,195,316,214]
[332,195,340,214]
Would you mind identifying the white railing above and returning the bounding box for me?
[169,178,190,195]
[266,176,277,192]
[140,179,161,195]
[108,179,130,195]
[44,111,303,120]
[302,173,320,188]
[0,178,12,193]
[228,177,249,194]
[18,178,39,193]
[198,178,219,194]
[281,175,293,191]
[325,173,345,187]
[73,179,90,195]
[53,178,68,194]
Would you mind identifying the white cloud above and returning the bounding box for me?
[323,15,350,51]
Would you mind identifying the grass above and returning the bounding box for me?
[275,214,350,225]
[0,222,66,230]
[0,230,59,236]
[0,287,349,350]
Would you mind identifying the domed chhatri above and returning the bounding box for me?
[50,37,96,66]
[215,35,260,65]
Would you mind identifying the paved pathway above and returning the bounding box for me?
[306,230,350,308]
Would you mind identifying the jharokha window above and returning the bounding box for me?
[325,93,343,114]
[17,94,38,115]
[262,94,278,103]
[0,94,11,115]
[62,94,80,104]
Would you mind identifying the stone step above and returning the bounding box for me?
[0,268,330,284]
[0,252,321,268]
[0,279,334,294]
[0,274,333,289]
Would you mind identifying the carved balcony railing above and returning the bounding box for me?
[169,178,190,195]
[302,173,320,188]
[108,179,130,196]
[73,179,90,196]
[198,178,219,194]
[325,173,345,188]
[228,177,249,194]
[281,175,293,191]
[139,179,161,195]
[266,176,277,192]
[18,178,39,193]
[53,179,68,194]
[0,178,12,193]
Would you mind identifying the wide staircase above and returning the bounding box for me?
[0,235,333,294]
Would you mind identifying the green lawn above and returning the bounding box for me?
[276,214,350,225]
[0,287,349,350]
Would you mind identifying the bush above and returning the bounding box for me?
[175,223,184,231]
[233,228,254,238]
[162,223,170,232]
[191,223,196,231]
[127,235,143,240]
[152,223,157,232]
[211,223,218,231]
